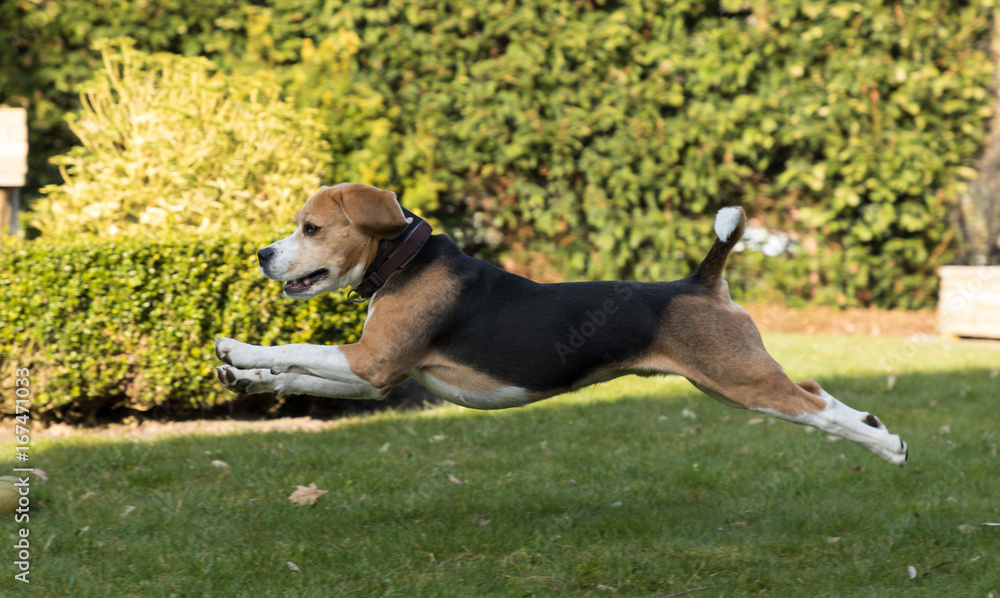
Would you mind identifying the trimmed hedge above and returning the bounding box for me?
[0,236,366,421]
[3,1,997,308]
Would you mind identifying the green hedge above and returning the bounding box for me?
[0,236,366,421]
[328,0,994,308]
[3,0,997,307]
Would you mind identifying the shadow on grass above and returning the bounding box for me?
[17,364,1000,596]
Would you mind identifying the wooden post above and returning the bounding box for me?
[0,107,28,237]
[0,188,8,236]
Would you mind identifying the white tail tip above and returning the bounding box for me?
[714,207,743,243]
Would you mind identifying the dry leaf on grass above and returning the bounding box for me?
[81,491,98,501]
[122,505,136,517]
[288,483,328,506]
[286,561,300,572]
[34,469,49,482]
[379,442,390,453]
[210,460,230,469]
[448,474,464,485]
[439,460,457,466]
[747,417,764,425]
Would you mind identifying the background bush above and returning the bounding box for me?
[3,0,996,307]
[328,0,994,308]
[0,235,367,421]
[32,38,330,238]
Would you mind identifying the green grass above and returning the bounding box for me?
[2,334,999,597]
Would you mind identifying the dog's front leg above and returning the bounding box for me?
[214,337,369,386]
[215,365,384,399]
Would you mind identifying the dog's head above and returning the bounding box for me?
[257,183,409,299]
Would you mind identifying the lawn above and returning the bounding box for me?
[2,334,998,597]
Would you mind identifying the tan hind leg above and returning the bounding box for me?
[642,295,908,465]
[691,370,908,466]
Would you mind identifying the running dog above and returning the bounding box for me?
[215,183,908,466]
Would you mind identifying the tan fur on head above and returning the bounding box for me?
[330,183,408,240]
[258,183,408,299]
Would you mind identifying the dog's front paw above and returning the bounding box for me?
[214,337,260,369]
[215,365,279,395]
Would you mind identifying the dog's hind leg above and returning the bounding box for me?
[666,306,907,466]
[652,206,909,465]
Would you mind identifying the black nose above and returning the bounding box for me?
[257,247,274,264]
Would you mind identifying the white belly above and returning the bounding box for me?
[409,369,531,410]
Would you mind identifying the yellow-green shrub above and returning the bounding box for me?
[33,38,329,239]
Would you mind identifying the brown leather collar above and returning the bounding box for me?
[347,219,433,303]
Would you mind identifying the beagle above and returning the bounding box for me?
[215,183,908,466]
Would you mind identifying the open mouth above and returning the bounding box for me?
[283,269,329,294]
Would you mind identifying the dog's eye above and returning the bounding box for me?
[303,223,320,236]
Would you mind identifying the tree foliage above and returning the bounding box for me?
[3,1,996,307]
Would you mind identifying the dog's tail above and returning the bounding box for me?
[691,206,746,291]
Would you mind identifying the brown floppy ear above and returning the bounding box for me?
[337,183,408,239]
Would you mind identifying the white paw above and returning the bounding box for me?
[214,337,261,369]
[862,413,908,467]
[215,365,278,395]
[886,436,909,468]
